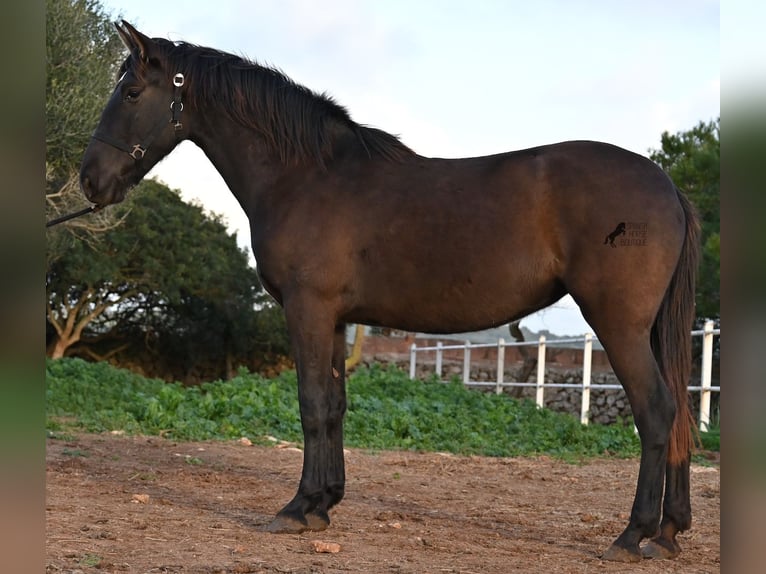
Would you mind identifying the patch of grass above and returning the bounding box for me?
[47,427,77,442]
[79,553,102,567]
[699,426,720,451]
[46,358,302,442]
[46,358,642,460]
[61,448,88,458]
[128,471,157,481]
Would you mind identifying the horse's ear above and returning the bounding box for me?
[115,20,152,62]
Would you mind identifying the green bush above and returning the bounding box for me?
[47,358,645,459]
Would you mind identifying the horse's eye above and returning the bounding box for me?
[124,88,142,102]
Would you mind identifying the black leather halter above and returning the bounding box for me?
[91,73,185,160]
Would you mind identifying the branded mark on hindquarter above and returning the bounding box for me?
[604,221,647,247]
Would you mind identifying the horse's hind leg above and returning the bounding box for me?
[642,457,691,558]
[581,290,693,559]
[592,330,676,562]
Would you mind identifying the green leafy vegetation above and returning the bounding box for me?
[699,425,720,451]
[47,359,648,460]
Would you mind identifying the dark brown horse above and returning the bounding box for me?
[80,21,700,562]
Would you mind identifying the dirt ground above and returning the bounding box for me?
[46,433,720,574]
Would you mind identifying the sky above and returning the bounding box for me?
[97,0,719,335]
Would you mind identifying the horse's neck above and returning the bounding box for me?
[188,114,288,211]
[187,107,362,211]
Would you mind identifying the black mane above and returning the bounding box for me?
[125,38,415,166]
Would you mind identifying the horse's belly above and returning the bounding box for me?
[346,262,565,334]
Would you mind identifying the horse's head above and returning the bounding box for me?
[80,21,187,206]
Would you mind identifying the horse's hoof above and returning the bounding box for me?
[305,510,330,531]
[265,510,329,534]
[642,538,681,559]
[265,514,308,534]
[601,544,642,563]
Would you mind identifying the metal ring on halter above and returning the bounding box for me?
[91,73,186,160]
[129,144,146,160]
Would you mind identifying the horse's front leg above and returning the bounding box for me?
[267,308,347,534]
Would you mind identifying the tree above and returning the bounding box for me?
[45,1,289,379]
[46,180,288,376]
[649,119,720,321]
[46,0,127,254]
[46,0,124,183]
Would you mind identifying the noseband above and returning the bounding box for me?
[91,73,185,160]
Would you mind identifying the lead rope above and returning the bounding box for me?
[46,205,101,228]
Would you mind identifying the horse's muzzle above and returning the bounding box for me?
[79,171,126,206]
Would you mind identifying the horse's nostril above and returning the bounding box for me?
[81,174,93,199]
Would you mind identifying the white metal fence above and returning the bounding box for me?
[408,320,720,431]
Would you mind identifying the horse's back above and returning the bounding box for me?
[369,139,685,271]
